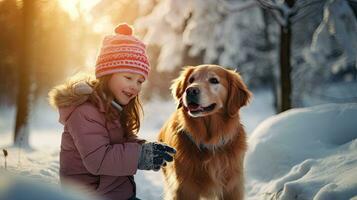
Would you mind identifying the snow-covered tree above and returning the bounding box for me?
[135,0,276,87]
[295,0,357,105]
[135,0,357,108]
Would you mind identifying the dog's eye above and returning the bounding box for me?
[209,78,219,84]
[189,77,194,83]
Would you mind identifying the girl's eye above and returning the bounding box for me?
[125,76,132,80]
[189,77,194,83]
[209,77,219,84]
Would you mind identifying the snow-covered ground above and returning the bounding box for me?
[1,89,356,199]
[245,103,357,200]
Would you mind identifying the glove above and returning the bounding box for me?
[138,142,176,171]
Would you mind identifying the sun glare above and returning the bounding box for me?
[57,0,101,20]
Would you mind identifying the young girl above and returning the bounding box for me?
[49,24,175,200]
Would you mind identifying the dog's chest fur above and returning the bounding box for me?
[172,130,243,187]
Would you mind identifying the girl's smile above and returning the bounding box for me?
[123,91,134,98]
[108,72,145,105]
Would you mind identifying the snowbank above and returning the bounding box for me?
[245,103,357,200]
[0,172,101,200]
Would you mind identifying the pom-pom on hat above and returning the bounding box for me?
[95,23,150,80]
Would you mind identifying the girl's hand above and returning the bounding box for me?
[137,142,176,171]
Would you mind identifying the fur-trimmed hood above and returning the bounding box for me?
[48,79,99,124]
[49,81,94,109]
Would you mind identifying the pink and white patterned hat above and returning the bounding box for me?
[95,23,150,80]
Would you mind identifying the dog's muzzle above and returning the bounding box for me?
[186,87,200,104]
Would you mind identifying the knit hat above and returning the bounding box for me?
[95,23,150,80]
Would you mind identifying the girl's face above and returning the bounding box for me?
[108,72,145,105]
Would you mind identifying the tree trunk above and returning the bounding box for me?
[278,0,295,113]
[262,8,272,50]
[14,0,35,148]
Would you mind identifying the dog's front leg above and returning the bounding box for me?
[173,185,200,200]
[220,183,244,200]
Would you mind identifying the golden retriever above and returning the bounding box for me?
[158,64,252,200]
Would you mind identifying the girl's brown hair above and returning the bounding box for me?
[88,75,143,137]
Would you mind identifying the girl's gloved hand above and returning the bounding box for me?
[138,142,176,171]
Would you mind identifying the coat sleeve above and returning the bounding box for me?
[66,105,142,176]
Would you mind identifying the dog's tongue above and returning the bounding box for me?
[188,103,201,111]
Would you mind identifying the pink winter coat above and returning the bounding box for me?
[51,85,143,200]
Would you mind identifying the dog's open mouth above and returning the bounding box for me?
[187,103,216,114]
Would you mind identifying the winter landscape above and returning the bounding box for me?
[1,0,357,199]
[1,90,357,199]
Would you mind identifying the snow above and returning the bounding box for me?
[135,0,187,72]
[245,103,357,200]
[307,0,357,74]
[1,90,357,199]
[135,0,272,80]
[0,172,101,200]
[294,0,357,106]
[137,0,356,107]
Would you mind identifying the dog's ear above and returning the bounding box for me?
[226,70,252,117]
[170,66,195,108]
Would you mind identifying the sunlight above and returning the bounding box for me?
[57,0,101,20]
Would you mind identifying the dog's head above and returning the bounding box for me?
[171,64,251,118]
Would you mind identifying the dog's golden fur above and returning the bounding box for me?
[159,65,252,200]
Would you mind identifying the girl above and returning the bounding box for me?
[49,24,175,200]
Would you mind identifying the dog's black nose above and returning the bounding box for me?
[186,87,200,97]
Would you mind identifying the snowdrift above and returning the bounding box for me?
[245,103,357,200]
